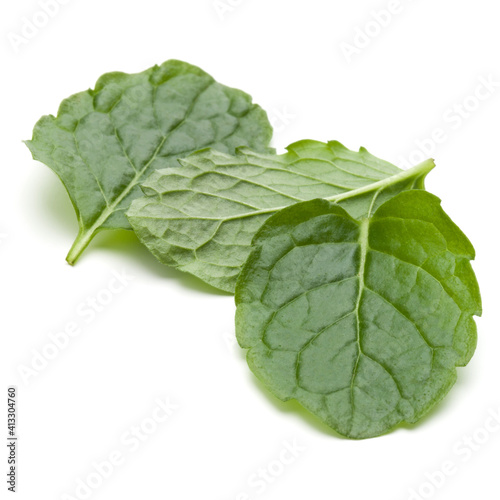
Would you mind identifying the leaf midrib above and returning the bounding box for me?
[135,159,435,223]
[80,135,168,232]
[349,217,369,433]
[66,79,216,263]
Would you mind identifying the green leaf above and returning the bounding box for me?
[25,60,273,264]
[235,190,481,439]
[127,140,434,292]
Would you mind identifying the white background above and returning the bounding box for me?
[1,1,499,499]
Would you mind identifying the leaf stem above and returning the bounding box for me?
[66,228,97,265]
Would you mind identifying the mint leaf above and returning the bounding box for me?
[235,190,481,439]
[127,141,434,292]
[25,60,273,264]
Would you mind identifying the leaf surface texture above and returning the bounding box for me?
[235,191,481,439]
[26,60,273,263]
[128,141,433,291]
